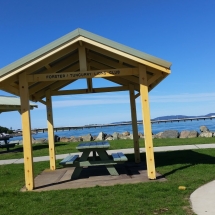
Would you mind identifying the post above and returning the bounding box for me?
[46,89,56,170]
[19,72,34,190]
[139,64,156,179]
[129,84,140,163]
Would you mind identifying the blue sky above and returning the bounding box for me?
[0,0,215,129]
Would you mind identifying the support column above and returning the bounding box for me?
[46,89,56,170]
[19,72,34,190]
[139,64,156,179]
[129,84,140,163]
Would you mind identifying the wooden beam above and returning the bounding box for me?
[135,92,140,99]
[84,43,138,67]
[46,89,56,170]
[139,64,156,180]
[29,63,79,96]
[28,54,79,88]
[78,46,93,93]
[81,36,170,73]
[88,51,132,69]
[147,73,162,86]
[0,83,19,95]
[38,99,46,105]
[129,84,140,163]
[52,86,128,96]
[19,72,34,190]
[32,80,76,101]
[1,41,79,82]
[27,68,139,82]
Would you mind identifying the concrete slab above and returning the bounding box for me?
[153,145,198,152]
[0,159,19,165]
[195,143,215,149]
[190,180,215,215]
[21,162,166,192]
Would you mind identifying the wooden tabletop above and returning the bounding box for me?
[76,141,110,150]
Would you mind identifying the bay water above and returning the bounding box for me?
[12,119,215,141]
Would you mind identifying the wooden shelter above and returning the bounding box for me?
[0,96,37,113]
[0,28,171,190]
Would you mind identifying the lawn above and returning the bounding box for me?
[0,137,215,160]
[1,148,215,214]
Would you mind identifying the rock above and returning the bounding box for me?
[70,136,83,142]
[138,132,144,138]
[200,126,209,132]
[105,134,112,140]
[122,131,130,136]
[161,130,179,138]
[82,134,93,142]
[179,130,190,138]
[54,135,60,142]
[32,138,47,144]
[92,136,97,141]
[60,137,71,142]
[199,131,213,138]
[112,132,120,140]
[154,132,163,139]
[188,130,198,138]
[129,134,133,139]
[106,136,113,141]
[95,132,105,141]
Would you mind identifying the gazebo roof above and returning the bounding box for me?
[0,28,171,103]
[0,96,37,113]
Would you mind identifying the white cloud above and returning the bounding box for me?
[149,92,215,103]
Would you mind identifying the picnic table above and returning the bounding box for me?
[0,136,19,152]
[60,141,127,180]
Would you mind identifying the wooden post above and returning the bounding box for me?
[46,89,56,170]
[139,64,156,179]
[129,84,140,163]
[78,46,93,92]
[19,72,34,190]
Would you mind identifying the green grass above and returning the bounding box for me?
[0,137,215,160]
[1,149,215,214]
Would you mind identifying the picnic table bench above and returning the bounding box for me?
[60,141,127,180]
[0,140,19,152]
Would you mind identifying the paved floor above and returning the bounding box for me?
[20,162,166,192]
[1,143,215,214]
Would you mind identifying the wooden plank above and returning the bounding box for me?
[102,141,110,148]
[112,153,120,161]
[27,68,139,82]
[19,72,34,190]
[129,84,140,163]
[139,64,156,179]
[46,89,56,170]
[60,155,79,165]
[117,152,128,161]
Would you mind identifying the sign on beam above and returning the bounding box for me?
[27,68,138,82]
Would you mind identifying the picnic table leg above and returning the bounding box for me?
[71,150,90,180]
[93,151,96,161]
[96,150,119,176]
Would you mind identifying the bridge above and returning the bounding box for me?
[26,116,215,133]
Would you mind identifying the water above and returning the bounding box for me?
[11,119,215,141]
